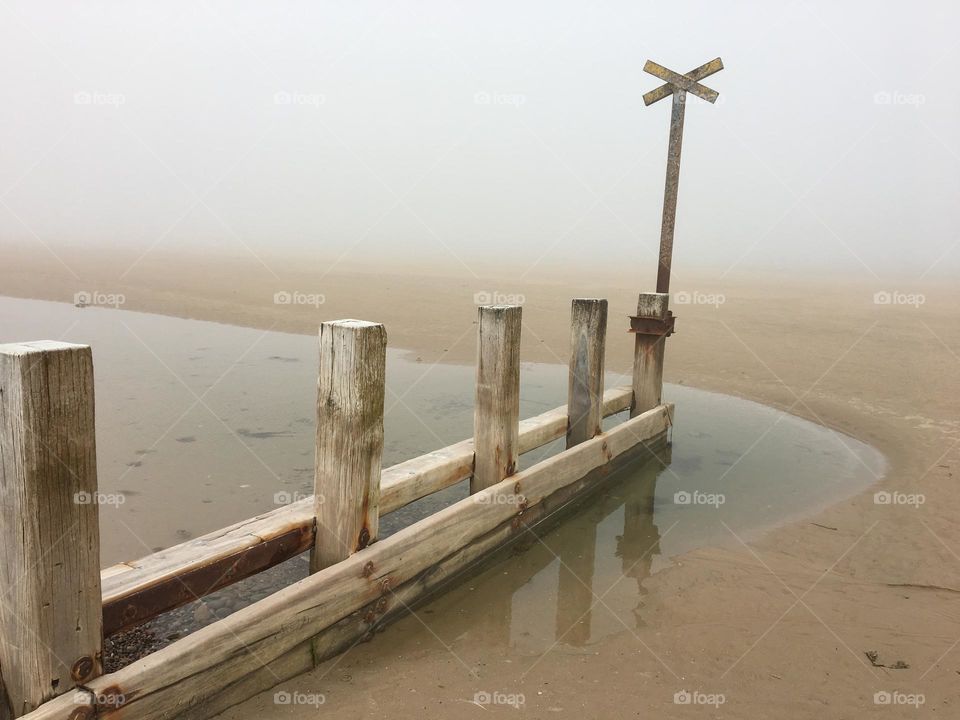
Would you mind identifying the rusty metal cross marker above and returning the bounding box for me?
[644,57,723,293]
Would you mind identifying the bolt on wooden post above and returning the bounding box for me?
[566,299,607,448]
[0,341,102,718]
[472,305,521,494]
[310,321,386,574]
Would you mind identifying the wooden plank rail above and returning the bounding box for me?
[25,403,672,720]
[99,386,635,635]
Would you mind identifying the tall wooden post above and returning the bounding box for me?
[643,57,723,294]
[310,321,386,574]
[566,299,607,448]
[472,305,521,494]
[0,342,102,718]
[631,293,670,417]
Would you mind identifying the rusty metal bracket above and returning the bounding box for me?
[629,311,676,337]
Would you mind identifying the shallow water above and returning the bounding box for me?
[1,295,885,651]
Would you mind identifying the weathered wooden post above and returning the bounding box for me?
[630,293,671,417]
[472,305,521,494]
[0,341,102,718]
[566,299,607,448]
[310,321,386,573]
[629,57,722,417]
[643,57,723,294]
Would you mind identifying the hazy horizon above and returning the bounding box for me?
[1,1,958,284]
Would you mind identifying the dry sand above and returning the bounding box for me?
[3,243,959,718]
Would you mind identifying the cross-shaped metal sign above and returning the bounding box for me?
[644,57,723,293]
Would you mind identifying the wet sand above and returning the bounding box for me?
[3,244,959,717]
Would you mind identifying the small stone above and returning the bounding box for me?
[194,604,213,623]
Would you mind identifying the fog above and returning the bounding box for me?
[1,1,957,280]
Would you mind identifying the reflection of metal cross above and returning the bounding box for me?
[644,58,723,293]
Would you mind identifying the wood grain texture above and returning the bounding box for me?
[16,403,672,720]
[631,293,670,417]
[99,386,635,634]
[472,305,521,494]
[567,299,608,448]
[0,342,102,718]
[311,321,386,573]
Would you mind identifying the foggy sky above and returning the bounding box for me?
[1,1,957,280]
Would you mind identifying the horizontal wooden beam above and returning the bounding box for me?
[100,386,634,634]
[643,57,723,106]
[643,60,718,103]
[28,402,672,720]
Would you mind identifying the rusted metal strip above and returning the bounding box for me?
[643,60,719,104]
[629,312,676,337]
[643,57,723,106]
[102,525,314,636]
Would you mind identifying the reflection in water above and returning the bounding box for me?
[424,445,669,654]
[615,445,665,631]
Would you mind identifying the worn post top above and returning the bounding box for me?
[0,340,89,355]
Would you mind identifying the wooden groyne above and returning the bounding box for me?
[0,293,675,720]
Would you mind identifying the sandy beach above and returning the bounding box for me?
[2,243,958,717]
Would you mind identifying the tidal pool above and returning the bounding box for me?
[0,296,884,652]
